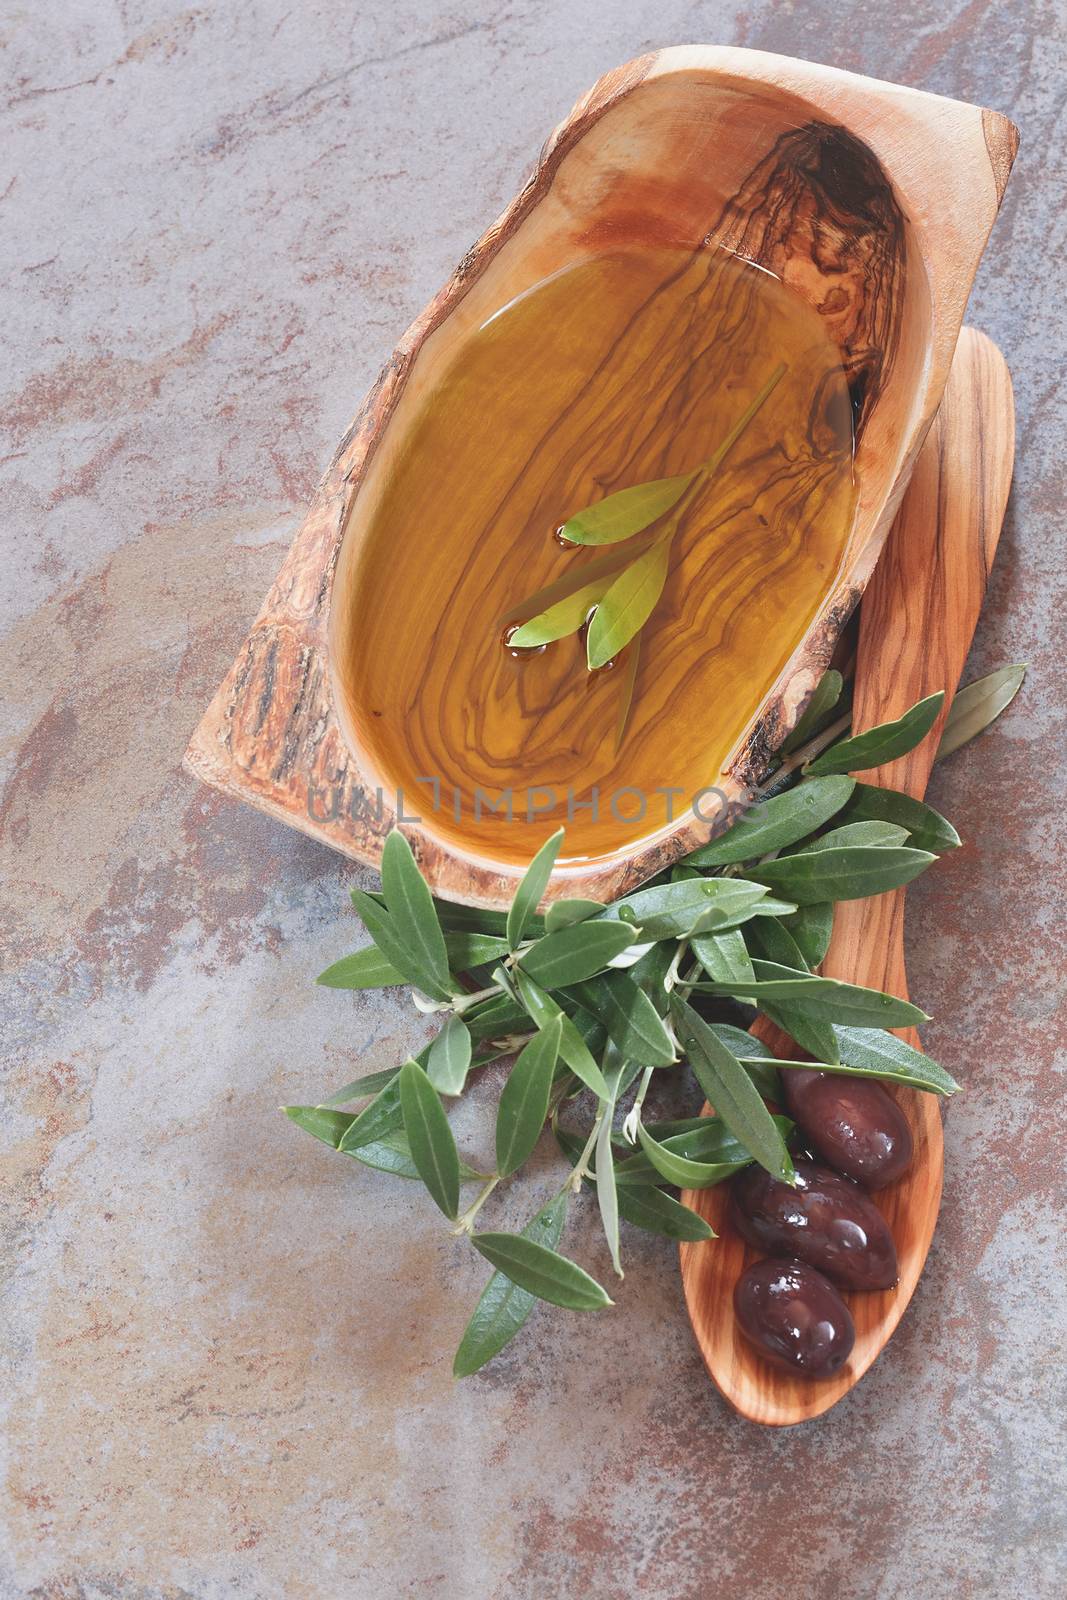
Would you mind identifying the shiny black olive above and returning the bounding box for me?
[780,1068,913,1189]
[734,1257,855,1378]
[730,1157,898,1290]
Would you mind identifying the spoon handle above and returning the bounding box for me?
[825,327,1014,1001]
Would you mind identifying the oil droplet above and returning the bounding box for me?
[502,622,545,657]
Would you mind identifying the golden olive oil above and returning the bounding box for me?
[342,246,856,865]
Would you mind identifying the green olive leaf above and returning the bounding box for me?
[586,539,671,670]
[398,1058,461,1218]
[336,1072,405,1152]
[488,961,522,1009]
[796,819,910,852]
[704,1024,775,1061]
[747,843,936,904]
[832,1025,959,1093]
[595,1056,627,1278]
[935,664,1026,761]
[318,931,512,989]
[636,1116,781,1165]
[317,1068,402,1105]
[780,669,845,754]
[709,885,797,930]
[626,939,677,1015]
[694,1022,779,1099]
[609,877,770,941]
[283,1105,360,1148]
[346,1129,429,1180]
[773,1053,956,1096]
[806,690,945,775]
[683,776,856,867]
[354,1131,483,1182]
[470,1233,613,1310]
[500,547,637,630]
[379,830,453,999]
[316,946,404,989]
[569,1006,609,1065]
[462,992,533,1041]
[350,1132,470,1184]
[669,996,794,1182]
[559,470,697,546]
[443,932,512,971]
[739,919,827,1065]
[744,913,810,971]
[453,1194,569,1377]
[544,898,607,934]
[284,1107,484,1181]
[694,958,927,1027]
[507,828,564,950]
[552,1120,594,1173]
[495,1018,562,1176]
[351,894,452,1008]
[615,1184,716,1241]
[513,970,610,1099]
[740,1057,782,1102]
[838,783,961,853]
[518,920,637,988]
[434,902,535,937]
[616,1113,793,1183]
[778,903,833,969]
[426,1013,473,1096]
[508,575,611,648]
[634,1122,750,1189]
[690,926,756,1000]
[760,1001,840,1064]
[567,972,676,1068]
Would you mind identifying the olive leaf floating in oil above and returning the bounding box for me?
[509,363,786,738]
[553,361,786,555]
[283,670,1017,1378]
[557,469,698,546]
[586,539,671,671]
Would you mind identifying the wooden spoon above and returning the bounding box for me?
[678,326,1015,1425]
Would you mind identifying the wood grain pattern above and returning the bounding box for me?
[339,248,859,867]
[678,326,1015,1425]
[183,47,1017,908]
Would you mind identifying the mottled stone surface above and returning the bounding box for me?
[2,3,1065,1596]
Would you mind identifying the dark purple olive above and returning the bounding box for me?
[734,1257,855,1378]
[730,1157,898,1290]
[781,1068,913,1189]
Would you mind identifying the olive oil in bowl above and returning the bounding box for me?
[336,245,856,867]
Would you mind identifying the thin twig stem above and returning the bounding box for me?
[757,709,852,796]
[452,1176,500,1235]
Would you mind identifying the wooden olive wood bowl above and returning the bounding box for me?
[185,47,1016,908]
[678,327,1015,1424]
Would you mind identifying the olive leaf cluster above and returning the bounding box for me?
[286,664,1023,1377]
